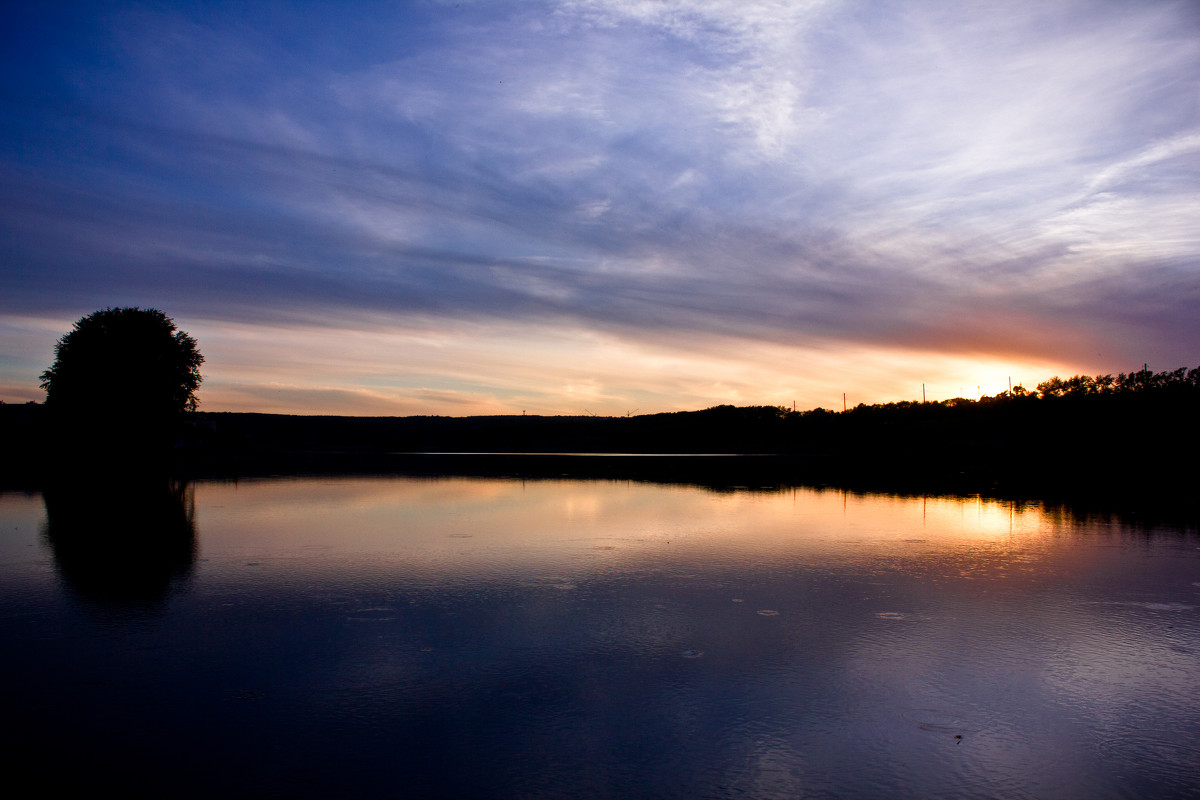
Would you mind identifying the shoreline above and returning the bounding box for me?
[3,400,1197,518]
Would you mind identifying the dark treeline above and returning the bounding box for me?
[3,364,1198,501]
[1029,364,1200,397]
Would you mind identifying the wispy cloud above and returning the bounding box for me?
[1,0,1197,412]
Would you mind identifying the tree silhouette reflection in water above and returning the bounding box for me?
[41,478,196,610]
[5,477,1198,798]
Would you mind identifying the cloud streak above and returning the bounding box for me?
[1,0,1197,413]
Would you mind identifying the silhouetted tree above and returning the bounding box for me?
[1037,376,1064,398]
[40,307,203,459]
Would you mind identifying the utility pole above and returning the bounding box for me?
[922,384,925,403]
[843,393,846,412]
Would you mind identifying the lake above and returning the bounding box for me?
[2,474,1198,798]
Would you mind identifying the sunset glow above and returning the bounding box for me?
[2,1,1197,415]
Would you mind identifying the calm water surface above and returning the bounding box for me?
[2,476,1198,798]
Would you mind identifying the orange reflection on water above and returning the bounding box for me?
[4,476,1198,799]
[190,477,1067,586]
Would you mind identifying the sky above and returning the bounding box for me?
[2,0,1198,416]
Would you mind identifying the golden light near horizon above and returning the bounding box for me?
[0,308,1162,417]
[179,317,1078,416]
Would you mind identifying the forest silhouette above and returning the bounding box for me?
[2,328,1200,496]
[136,362,1194,496]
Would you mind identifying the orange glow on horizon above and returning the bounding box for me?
[0,314,1144,417]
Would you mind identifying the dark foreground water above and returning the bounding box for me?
[2,476,1198,798]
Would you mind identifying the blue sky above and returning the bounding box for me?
[2,0,1198,414]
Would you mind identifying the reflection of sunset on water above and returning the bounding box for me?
[2,476,1197,798]
[193,478,1129,586]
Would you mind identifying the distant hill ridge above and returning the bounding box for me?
[4,364,1197,496]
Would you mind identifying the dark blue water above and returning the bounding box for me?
[2,478,1198,798]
